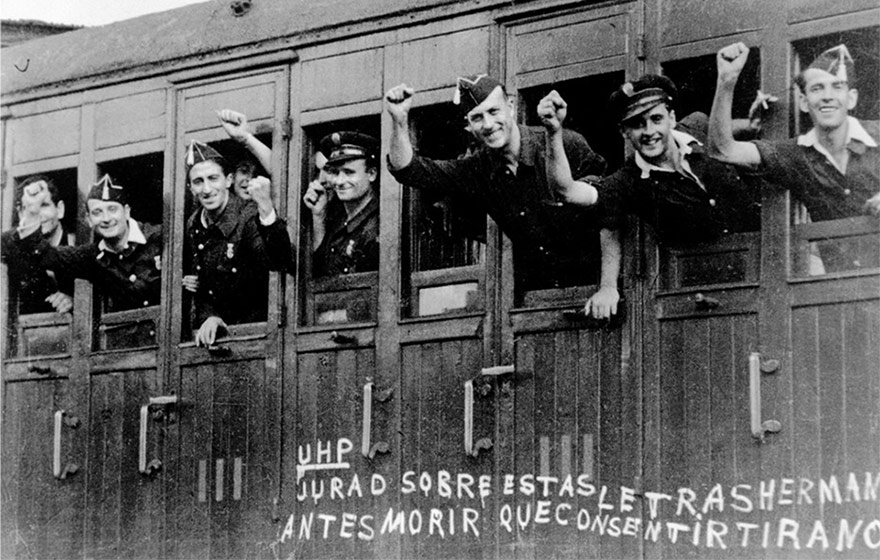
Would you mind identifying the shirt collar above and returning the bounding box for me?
[798,117,878,172]
[634,129,701,179]
[98,218,145,253]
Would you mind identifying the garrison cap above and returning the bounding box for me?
[319,131,378,166]
[453,74,505,115]
[807,44,854,83]
[609,74,678,124]
[185,140,224,168]
[88,174,127,204]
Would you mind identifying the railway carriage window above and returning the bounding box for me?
[401,104,486,318]
[788,28,880,277]
[94,153,164,350]
[658,53,764,289]
[2,169,77,358]
[299,118,380,326]
[516,73,621,304]
[180,134,280,343]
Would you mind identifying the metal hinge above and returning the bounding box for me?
[280,117,293,139]
[636,33,647,60]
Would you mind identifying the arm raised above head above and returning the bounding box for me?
[708,43,763,167]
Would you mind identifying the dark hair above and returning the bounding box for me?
[17,175,61,205]
[187,156,231,180]
[793,69,857,94]
[234,159,257,176]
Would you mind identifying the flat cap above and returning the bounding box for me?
[88,174,126,204]
[319,131,378,166]
[609,74,677,124]
[453,74,504,115]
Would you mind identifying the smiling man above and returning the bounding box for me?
[709,42,880,219]
[9,175,162,313]
[302,131,380,277]
[183,140,292,346]
[579,74,760,319]
[385,74,606,290]
[2,175,75,315]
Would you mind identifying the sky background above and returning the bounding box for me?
[1,0,209,27]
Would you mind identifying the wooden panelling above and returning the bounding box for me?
[166,359,279,560]
[399,338,491,560]
[401,28,491,93]
[182,76,279,133]
[95,90,166,150]
[661,0,763,47]
[85,369,163,559]
[509,327,636,560]
[508,9,630,78]
[300,49,384,112]
[650,313,760,560]
[11,107,80,164]
[787,0,879,24]
[285,346,387,559]
[0,378,85,560]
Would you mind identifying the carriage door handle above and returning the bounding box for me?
[361,379,392,460]
[464,365,514,457]
[749,353,781,441]
[53,410,80,479]
[139,395,178,475]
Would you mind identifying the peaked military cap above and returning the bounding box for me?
[88,174,127,204]
[609,74,678,124]
[807,44,855,83]
[185,140,225,168]
[319,131,378,166]
[453,74,505,114]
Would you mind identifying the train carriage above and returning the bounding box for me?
[1,0,878,559]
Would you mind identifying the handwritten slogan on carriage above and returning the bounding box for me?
[280,438,880,553]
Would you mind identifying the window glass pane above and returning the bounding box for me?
[401,104,486,318]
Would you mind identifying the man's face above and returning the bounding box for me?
[233,170,253,200]
[325,158,376,203]
[87,199,130,240]
[189,160,231,212]
[799,68,857,131]
[465,86,517,150]
[620,104,676,165]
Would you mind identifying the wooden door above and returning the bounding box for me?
[1,362,86,560]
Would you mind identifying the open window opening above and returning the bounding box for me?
[515,72,621,306]
[401,103,486,318]
[4,168,77,358]
[179,133,277,343]
[790,27,880,277]
[656,52,764,290]
[94,152,164,350]
[299,116,380,326]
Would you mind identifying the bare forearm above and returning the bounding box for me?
[598,228,621,289]
[388,119,413,170]
[545,129,598,205]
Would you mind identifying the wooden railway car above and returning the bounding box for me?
[1,0,878,558]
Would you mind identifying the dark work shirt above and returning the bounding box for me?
[12,220,162,312]
[390,125,606,289]
[185,195,292,327]
[2,227,74,314]
[598,124,760,246]
[313,193,379,277]
[752,118,880,221]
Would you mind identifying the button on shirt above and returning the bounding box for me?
[313,194,379,277]
[598,118,760,245]
[752,117,880,221]
[15,218,162,312]
[390,125,606,289]
[185,195,292,327]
